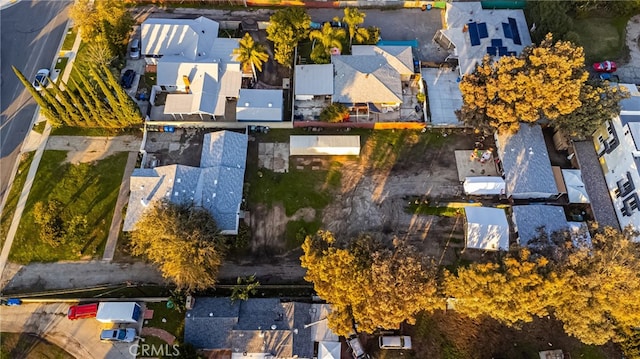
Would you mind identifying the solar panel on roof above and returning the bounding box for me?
[478,22,489,38]
[467,22,480,46]
[508,18,522,45]
[491,39,503,47]
[468,22,481,46]
[498,47,509,56]
[487,47,498,56]
[502,23,512,39]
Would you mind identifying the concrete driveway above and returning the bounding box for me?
[0,302,136,359]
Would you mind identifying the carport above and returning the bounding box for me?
[422,68,463,125]
[290,135,361,156]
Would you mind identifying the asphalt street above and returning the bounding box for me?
[0,0,70,208]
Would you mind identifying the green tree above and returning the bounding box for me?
[457,34,589,133]
[33,200,66,247]
[12,66,59,125]
[553,80,629,139]
[231,275,261,302]
[130,200,227,293]
[266,8,311,67]
[354,26,379,45]
[342,7,366,48]
[526,1,575,43]
[69,0,133,58]
[233,33,269,82]
[310,23,346,64]
[553,227,640,345]
[444,249,561,326]
[301,231,442,336]
[319,103,349,123]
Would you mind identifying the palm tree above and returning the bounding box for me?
[233,33,269,82]
[310,23,346,64]
[343,7,366,47]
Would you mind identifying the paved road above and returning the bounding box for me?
[0,0,70,209]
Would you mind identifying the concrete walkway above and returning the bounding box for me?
[141,327,176,345]
[103,151,139,261]
[615,14,640,84]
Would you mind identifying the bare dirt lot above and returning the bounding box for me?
[244,129,479,268]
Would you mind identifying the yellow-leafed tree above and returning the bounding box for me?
[553,227,640,345]
[301,231,442,336]
[458,34,588,134]
[443,249,562,326]
[130,200,227,293]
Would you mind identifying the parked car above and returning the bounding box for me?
[346,336,369,359]
[120,69,136,89]
[129,39,140,59]
[593,61,617,73]
[67,303,99,320]
[32,68,50,91]
[379,335,412,350]
[100,328,137,343]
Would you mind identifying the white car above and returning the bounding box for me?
[100,328,137,343]
[379,335,412,350]
[32,68,50,91]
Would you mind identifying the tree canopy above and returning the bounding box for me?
[310,23,346,64]
[342,7,366,47]
[130,200,227,292]
[301,231,441,336]
[266,8,310,68]
[458,34,589,134]
[233,33,269,81]
[553,227,640,345]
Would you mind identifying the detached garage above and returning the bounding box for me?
[290,135,361,156]
[465,207,510,251]
[463,176,506,196]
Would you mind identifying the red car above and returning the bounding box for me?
[593,61,617,73]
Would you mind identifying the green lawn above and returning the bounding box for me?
[50,126,132,137]
[0,152,35,247]
[145,301,185,341]
[285,218,322,249]
[362,129,449,170]
[9,151,128,263]
[406,202,483,217]
[61,27,77,52]
[54,57,68,72]
[1,332,73,359]
[573,15,631,62]
[32,121,46,134]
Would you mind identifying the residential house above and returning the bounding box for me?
[585,84,640,238]
[294,45,423,123]
[236,89,283,122]
[434,2,532,76]
[123,131,247,235]
[511,205,569,246]
[494,124,560,200]
[142,17,242,121]
[184,298,340,359]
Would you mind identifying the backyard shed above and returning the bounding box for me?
[562,169,590,204]
[463,176,506,195]
[236,89,283,122]
[289,136,361,156]
[464,207,509,251]
[512,205,569,246]
[294,64,334,100]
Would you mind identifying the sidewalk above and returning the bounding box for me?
[0,23,81,281]
[615,14,640,85]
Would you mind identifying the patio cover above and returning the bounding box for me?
[465,207,509,251]
[562,169,590,204]
[290,135,361,156]
[318,341,341,359]
[463,176,506,195]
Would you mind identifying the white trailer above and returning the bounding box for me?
[96,302,142,324]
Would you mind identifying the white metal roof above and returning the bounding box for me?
[294,64,334,96]
[318,341,341,359]
[562,169,590,204]
[463,176,506,196]
[236,89,283,122]
[289,135,361,156]
[465,206,509,251]
[141,16,219,60]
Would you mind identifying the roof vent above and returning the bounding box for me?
[177,178,181,183]
[209,313,214,317]
[141,198,149,207]
[271,325,277,330]
[245,102,250,107]
[268,103,273,107]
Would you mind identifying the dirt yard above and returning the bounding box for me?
[244,129,479,267]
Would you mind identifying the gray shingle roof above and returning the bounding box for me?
[496,124,558,198]
[512,205,568,245]
[124,131,247,234]
[332,55,403,104]
[572,141,621,230]
[184,298,315,358]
